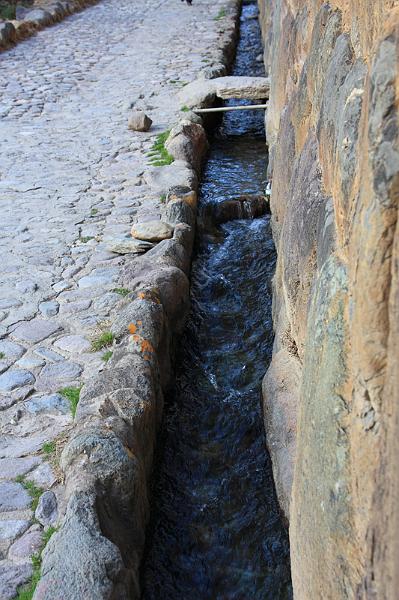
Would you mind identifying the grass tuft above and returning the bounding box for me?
[90,208,98,216]
[91,331,114,352]
[0,352,5,359]
[180,105,190,112]
[147,131,174,167]
[79,236,94,243]
[15,477,43,512]
[214,7,226,19]
[16,527,58,600]
[102,350,113,363]
[42,441,56,455]
[58,386,82,417]
[112,287,130,296]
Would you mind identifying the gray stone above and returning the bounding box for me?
[12,320,62,344]
[52,281,72,293]
[54,335,91,354]
[29,463,57,489]
[0,481,31,511]
[0,299,22,310]
[178,75,270,108]
[0,22,15,48]
[38,361,83,384]
[0,398,17,411]
[15,280,38,293]
[0,341,25,361]
[0,457,41,480]
[35,491,58,527]
[34,347,64,362]
[59,300,92,315]
[24,393,69,415]
[24,8,52,25]
[165,120,208,172]
[107,238,154,254]
[39,301,60,317]
[16,355,45,370]
[78,270,117,289]
[93,293,121,313]
[128,110,152,132]
[8,525,43,560]
[144,160,197,195]
[131,220,174,242]
[0,369,35,393]
[0,561,32,600]
[0,520,30,542]
[35,492,125,599]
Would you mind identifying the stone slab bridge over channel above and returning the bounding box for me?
[0,0,240,596]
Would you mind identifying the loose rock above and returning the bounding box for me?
[131,221,174,242]
[35,491,58,526]
[128,110,152,132]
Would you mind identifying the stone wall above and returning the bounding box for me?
[258,1,399,598]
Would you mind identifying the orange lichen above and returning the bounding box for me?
[128,323,137,334]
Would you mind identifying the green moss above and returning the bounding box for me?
[160,194,166,203]
[0,352,5,359]
[180,105,190,112]
[16,527,57,600]
[147,130,174,167]
[15,477,43,512]
[102,350,113,363]
[79,236,94,243]
[90,208,98,216]
[91,331,114,352]
[112,287,130,296]
[58,386,82,417]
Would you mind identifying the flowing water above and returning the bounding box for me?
[141,3,292,598]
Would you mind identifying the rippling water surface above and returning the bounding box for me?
[141,3,292,598]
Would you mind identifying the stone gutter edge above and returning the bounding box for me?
[32,1,241,599]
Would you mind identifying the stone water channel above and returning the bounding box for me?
[141,3,292,598]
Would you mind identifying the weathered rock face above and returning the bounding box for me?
[258,1,399,598]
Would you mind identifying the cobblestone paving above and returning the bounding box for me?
[0,0,228,595]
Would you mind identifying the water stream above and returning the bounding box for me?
[141,3,292,598]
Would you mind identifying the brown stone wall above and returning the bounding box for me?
[258,0,399,597]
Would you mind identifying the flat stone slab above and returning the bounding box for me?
[107,239,154,255]
[54,335,91,354]
[29,463,57,489]
[0,520,30,542]
[12,319,62,344]
[0,341,25,361]
[0,482,31,512]
[78,268,117,289]
[0,560,33,600]
[24,393,69,415]
[39,301,59,317]
[0,369,35,393]
[8,525,43,560]
[16,355,45,370]
[178,75,270,108]
[37,361,83,384]
[0,457,41,479]
[34,347,64,362]
[131,221,174,242]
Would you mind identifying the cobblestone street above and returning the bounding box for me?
[0,1,229,595]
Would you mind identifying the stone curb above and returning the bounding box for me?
[32,1,241,598]
[0,0,101,51]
